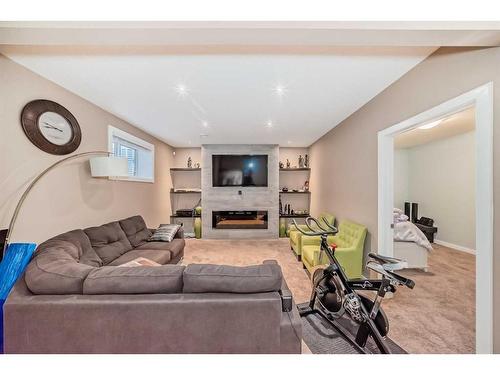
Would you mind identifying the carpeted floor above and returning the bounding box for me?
[183,239,475,354]
[382,243,475,354]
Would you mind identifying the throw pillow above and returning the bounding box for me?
[148,224,181,242]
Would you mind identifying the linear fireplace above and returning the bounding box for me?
[212,211,268,230]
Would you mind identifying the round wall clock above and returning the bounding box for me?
[21,99,82,155]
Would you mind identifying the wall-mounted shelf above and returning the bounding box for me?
[170,168,201,172]
[279,214,309,218]
[279,168,310,171]
[279,191,310,194]
[170,214,201,218]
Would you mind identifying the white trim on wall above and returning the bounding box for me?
[434,240,476,255]
[377,82,494,354]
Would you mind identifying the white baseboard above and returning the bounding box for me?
[434,240,476,255]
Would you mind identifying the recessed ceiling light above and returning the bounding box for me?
[418,119,443,130]
[287,140,292,145]
[274,84,286,97]
[200,134,209,138]
[202,121,209,128]
[175,84,188,97]
[266,120,273,127]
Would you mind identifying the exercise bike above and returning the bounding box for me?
[293,217,415,354]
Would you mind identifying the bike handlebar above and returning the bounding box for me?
[292,217,338,236]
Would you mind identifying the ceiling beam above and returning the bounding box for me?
[1,21,499,47]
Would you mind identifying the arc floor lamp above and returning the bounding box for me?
[1,151,128,258]
[0,151,127,353]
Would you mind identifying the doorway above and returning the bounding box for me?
[377,83,493,353]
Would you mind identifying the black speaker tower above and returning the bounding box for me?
[411,202,419,223]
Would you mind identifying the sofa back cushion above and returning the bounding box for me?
[183,263,282,294]
[84,221,133,265]
[25,240,95,294]
[48,229,103,267]
[83,265,185,294]
[334,220,367,250]
[119,215,152,247]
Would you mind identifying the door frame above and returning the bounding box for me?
[377,82,494,354]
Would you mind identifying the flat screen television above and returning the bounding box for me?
[212,154,268,187]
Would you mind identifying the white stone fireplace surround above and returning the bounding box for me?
[201,144,279,239]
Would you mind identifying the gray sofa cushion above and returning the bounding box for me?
[136,238,185,259]
[119,215,152,247]
[183,263,283,294]
[108,249,172,266]
[83,265,185,294]
[84,221,133,265]
[25,240,94,294]
[48,229,103,267]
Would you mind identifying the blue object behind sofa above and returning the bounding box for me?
[0,243,36,353]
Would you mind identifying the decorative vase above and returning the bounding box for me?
[286,159,290,169]
[279,218,287,238]
[194,217,202,239]
[304,154,309,168]
[187,157,192,168]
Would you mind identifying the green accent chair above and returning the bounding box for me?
[301,219,367,279]
[288,213,335,261]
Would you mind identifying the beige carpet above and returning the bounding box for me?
[183,238,475,354]
[383,243,475,354]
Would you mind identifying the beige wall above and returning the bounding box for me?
[309,47,500,351]
[395,131,476,250]
[394,149,409,210]
[0,54,174,244]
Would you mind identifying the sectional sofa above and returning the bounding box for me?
[3,215,302,353]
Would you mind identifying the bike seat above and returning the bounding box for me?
[368,253,407,271]
[368,253,403,264]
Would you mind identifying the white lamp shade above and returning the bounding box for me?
[90,156,128,177]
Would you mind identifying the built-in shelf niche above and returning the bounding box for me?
[278,147,311,229]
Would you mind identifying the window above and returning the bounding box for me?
[108,126,154,182]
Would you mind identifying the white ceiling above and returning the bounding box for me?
[3,47,435,146]
[5,22,496,147]
[395,107,475,149]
